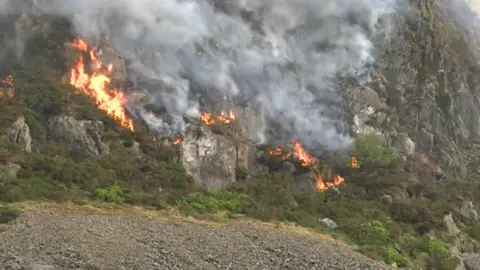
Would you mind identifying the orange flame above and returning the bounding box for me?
[292,140,314,167]
[267,147,292,160]
[200,109,236,125]
[69,38,134,131]
[173,136,183,145]
[266,139,347,192]
[0,75,14,98]
[350,156,358,168]
[315,173,345,192]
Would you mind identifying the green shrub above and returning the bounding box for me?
[381,247,411,267]
[96,185,124,203]
[0,176,78,202]
[424,238,459,269]
[351,135,400,169]
[0,206,21,224]
[177,190,253,214]
[467,223,480,241]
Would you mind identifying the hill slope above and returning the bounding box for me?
[2,0,480,269]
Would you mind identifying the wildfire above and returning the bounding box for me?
[69,38,134,131]
[267,147,292,159]
[172,136,183,145]
[292,140,314,166]
[267,140,313,167]
[200,109,236,125]
[349,156,359,168]
[0,75,14,98]
[316,174,345,192]
[267,140,356,192]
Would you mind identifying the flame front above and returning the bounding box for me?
[267,147,292,160]
[292,140,314,167]
[316,174,345,192]
[173,136,183,145]
[267,139,348,192]
[69,38,134,131]
[200,109,236,125]
[350,156,358,168]
[267,140,313,167]
[0,75,14,98]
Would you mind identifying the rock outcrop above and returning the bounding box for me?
[7,117,32,153]
[47,116,109,156]
[181,123,256,189]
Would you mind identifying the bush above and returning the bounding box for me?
[0,206,21,224]
[351,135,400,169]
[424,238,459,270]
[96,185,125,203]
[381,247,411,267]
[467,223,480,242]
[177,190,253,214]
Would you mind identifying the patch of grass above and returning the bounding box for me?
[0,206,21,224]
[176,190,253,214]
[96,185,125,203]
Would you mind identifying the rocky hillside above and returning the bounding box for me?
[0,204,390,270]
[1,0,480,269]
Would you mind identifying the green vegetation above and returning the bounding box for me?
[0,206,21,224]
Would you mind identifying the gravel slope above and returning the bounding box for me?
[0,208,390,270]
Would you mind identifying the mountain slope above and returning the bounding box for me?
[1,0,480,269]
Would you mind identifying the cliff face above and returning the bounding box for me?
[341,0,480,185]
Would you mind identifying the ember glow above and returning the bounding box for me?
[267,140,353,192]
[200,110,236,125]
[69,38,134,131]
[0,75,14,98]
[172,136,183,145]
[349,156,359,168]
[292,140,314,167]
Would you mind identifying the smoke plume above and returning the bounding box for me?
[1,0,405,150]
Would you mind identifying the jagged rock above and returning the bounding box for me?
[379,194,393,205]
[181,123,255,189]
[47,116,109,156]
[455,199,480,222]
[463,253,480,270]
[392,133,415,156]
[97,45,129,82]
[280,161,296,173]
[352,106,385,138]
[294,172,314,191]
[236,106,266,143]
[346,85,386,113]
[319,218,338,229]
[346,85,387,139]
[236,139,256,172]
[7,117,32,153]
[444,213,460,236]
[417,128,434,151]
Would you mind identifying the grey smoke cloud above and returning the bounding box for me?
[1,0,405,150]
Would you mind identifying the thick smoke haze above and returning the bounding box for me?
[1,0,405,150]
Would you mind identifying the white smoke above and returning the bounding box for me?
[1,0,406,150]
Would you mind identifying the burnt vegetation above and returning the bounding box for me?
[1,5,480,269]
